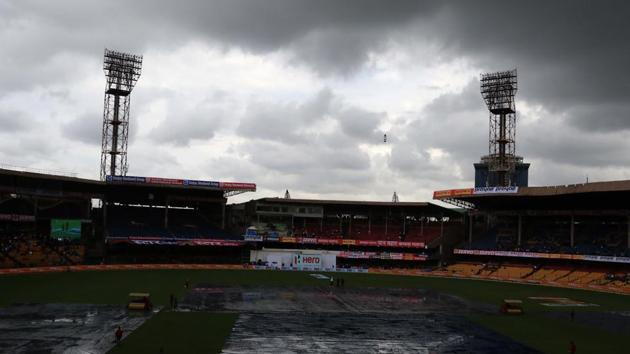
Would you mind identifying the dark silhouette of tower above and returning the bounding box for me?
[100,49,143,180]
[475,69,529,187]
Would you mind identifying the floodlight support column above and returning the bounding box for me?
[517,214,522,246]
[164,198,169,229]
[109,93,121,176]
[221,203,225,230]
[570,215,575,247]
[468,213,473,244]
[498,113,507,186]
[349,214,352,236]
[102,198,108,238]
[421,215,424,236]
[439,213,444,255]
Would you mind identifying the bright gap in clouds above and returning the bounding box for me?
[0,37,481,203]
[121,42,479,203]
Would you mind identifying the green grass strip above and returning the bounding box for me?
[107,311,237,354]
[469,313,627,354]
[1,269,628,311]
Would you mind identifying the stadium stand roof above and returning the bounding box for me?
[253,197,459,215]
[0,168,256,202]
[433,180,630,211]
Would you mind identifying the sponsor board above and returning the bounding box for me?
[107,237,244,247]
[105,175,254,191]
[218,182,257,190]
[337,251,428,261]
[183,179,220,188]
[146,177,184,185]
[295,254,322,270]
[265,232,280,241]
[275,237,424,249]
[473,186,519,195]
[243,234,263,242]
[317,238,341,245]
[106,175,146,183]
[432,188,474,199]
[581,255,630,264]
[454,248,630,264]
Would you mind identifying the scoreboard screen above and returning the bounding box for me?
[50,219,82,240]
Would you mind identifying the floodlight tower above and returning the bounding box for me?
[100,49,143,180]
[479,69,519,186]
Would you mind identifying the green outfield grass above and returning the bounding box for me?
[1,269,628,353]
[107,311,237,354]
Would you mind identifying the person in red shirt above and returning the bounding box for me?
[115,326,124,344]
[569,340,576,354]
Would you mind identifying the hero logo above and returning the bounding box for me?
[297,254,322,269]
[302,256,321,264]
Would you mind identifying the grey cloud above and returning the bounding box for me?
[392,76,630,188]
[0,110,33,132]
[388,80,487,182]
[233,89,381,193]
[234,139,373,195]
[62,113,102,145]
[0,0,435,94]
[417,1,630,131]
[238,88,385,146]
[239,87,335,142]
[150,110,220,147]
[520,119,630,169]
[148,93,231,146]
[3,0,630,197]
[337,108,385,142]
[564,104,630,133]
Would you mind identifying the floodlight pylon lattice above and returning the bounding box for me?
[100,49,143,180]
[480,69,518,186]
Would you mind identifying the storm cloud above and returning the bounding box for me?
[1,0,630,202]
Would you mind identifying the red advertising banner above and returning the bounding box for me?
[218,182,257,190]
[432,188,474,199]
[273,237,424,249]
[106,237,244,247]
[146,177,184,185]
[337,251,427,261]
[316,238,343,245]
[190,239,242,247]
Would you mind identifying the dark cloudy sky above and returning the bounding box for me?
[1,0,629,202]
